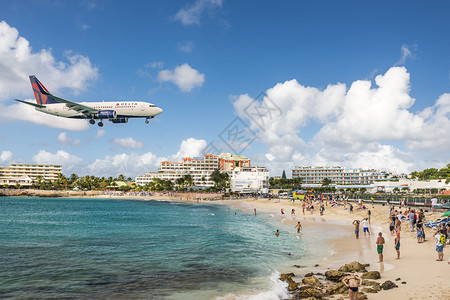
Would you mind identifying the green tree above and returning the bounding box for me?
[321,178,332,186]
[209,169,230,192]
[282,170,287,179]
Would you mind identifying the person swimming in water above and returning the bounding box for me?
[342,274,362,300]
[275,229,280,236]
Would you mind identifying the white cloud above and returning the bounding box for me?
[172,137,207,160]
[233,66,450,174]
[174,0,223,26]
[33,150,84,172]
[88,152,160,177]
[0,150,13,164]
[158,63,205,92]
[0,21,98,130]
[396,44,415,65]
[112,137,144,149]
[178,41,195,53]
[96,129,106,138]
[86,137,207,177]
[57,132,80,146]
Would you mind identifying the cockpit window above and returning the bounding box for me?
[149,104,156,107]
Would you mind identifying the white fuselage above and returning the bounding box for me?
[36,101,163,119]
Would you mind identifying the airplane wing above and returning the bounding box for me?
[15,99,46,108]
[50,94,99,117]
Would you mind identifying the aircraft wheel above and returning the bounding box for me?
[98,121,104,127]
[89,119,95,125]
[145,120,149,124]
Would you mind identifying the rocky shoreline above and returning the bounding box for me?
[0,189,103,198]
[281,261,400,300]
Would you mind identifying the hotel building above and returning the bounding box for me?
[0,163,62,187]
[292,166,384,185]
[136,153,251,186]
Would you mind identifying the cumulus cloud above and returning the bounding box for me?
[88,137,207,177]
[172,137,207,160]
[174,0,223,26]
[178,41,195,53]
[88,152,161,177]
[233,66,450,174]
[158,63,205,92]
[396,44,415,65]
[0,21,98,130]
[112,137,144,149]
[33,150,84,172]
[0,150,13,164]
[57,132,80,146]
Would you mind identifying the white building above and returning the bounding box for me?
[0,175,33,187]
[136,153,251,187]
[230,166,269,194]
[292,166,385,185]
[0,163,62,183]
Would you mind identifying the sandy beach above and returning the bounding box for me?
[232,197,449,300]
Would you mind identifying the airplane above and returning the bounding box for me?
[15,75,163,127]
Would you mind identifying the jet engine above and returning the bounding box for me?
[98,110,117,119]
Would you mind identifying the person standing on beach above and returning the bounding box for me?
[361,218,370,236]
[295,221,302,234]
[353,220,360,239]
[435,229,445,261]
[367,210,371,224]
[254,208,256,216]
[416,220,424,243]
[281,209,285,217]
[349,203,353,213]
[408,210,416,231]
[376,232,385,262]
[302,200,306,215]
[291,208,295,218]
[389,218,395,235]
[342,274,362,300]
[394,232,401,259]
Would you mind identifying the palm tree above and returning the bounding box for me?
[183,174,194,187]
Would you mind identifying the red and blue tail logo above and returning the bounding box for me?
[29,75,60,105]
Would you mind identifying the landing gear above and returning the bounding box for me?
[145,116,153,124]
[89,119,95,125]
[98,121,104,127]
[145,119,149,124]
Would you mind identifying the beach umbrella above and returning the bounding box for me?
[442,210,450,218]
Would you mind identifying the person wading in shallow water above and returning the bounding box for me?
[376,232,385,262]
[342,274,362,300]
[352,220,360,239]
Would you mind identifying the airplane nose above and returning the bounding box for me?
[157,107,163,115]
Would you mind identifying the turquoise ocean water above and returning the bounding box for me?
[0,197,338,299]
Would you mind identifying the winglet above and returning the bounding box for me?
[15,99,46,108]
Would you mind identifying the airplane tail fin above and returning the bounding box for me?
[29,75,61,105]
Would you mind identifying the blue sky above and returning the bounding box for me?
[0,0,449,177]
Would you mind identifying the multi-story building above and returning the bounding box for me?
[136,153,251,186]
[230,166,269,194]
[0,163,62,187]
[0,163,62,181]
[292,166,384,185]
